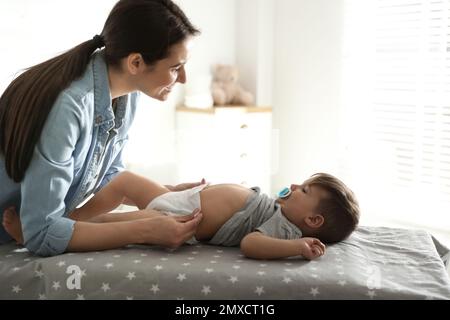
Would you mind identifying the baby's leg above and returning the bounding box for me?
[71,171,170,221]
[118,171,171,209]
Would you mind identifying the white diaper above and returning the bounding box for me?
[146,183,209,245]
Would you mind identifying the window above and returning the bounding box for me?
[341,0,450,240]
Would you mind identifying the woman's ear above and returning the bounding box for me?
[304,214,324,229]
[126,53,144,75]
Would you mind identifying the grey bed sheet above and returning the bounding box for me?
[0,226,449,300]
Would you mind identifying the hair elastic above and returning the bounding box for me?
[92,34,105,48]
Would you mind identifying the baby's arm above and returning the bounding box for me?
[240,232,326,260]
[70,171,170,221]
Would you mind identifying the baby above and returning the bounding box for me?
[3,171,360,260]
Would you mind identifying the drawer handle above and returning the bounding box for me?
[240,124,248,129]
[240,153,247,158]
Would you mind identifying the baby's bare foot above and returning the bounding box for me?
[2,207,24,245]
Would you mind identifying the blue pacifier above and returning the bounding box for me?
[277,187,291,199]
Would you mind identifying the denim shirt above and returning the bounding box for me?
[0,50,138,256]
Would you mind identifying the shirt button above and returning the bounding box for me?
[96,116,102,124]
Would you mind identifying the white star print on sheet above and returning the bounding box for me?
[255,286,265,296]
[201,286,211,295]
[338,280,347,286]
[282,277,292,284]
[12,285,21,293]
[150,284,160,294]
[101,283,110,292]
[52,282,61,290]
[310,287,319,297]
[367,290,376,299]
[35,270,44,278]
[126,272,136,280]
[177,273,187,281]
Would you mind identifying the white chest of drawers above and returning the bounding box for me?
[175,106,273,194]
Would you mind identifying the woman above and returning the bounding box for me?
[0,0,203,256]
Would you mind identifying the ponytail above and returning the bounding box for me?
[0,37,103,182]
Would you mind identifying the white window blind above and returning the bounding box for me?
[341,0,450,236]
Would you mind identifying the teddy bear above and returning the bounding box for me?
[211,64,254,106]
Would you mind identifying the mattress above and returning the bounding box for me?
[0,226,449,299]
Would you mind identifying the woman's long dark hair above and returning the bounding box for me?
[0,0,199,182]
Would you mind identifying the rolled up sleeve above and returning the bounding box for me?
[21,93,81,256]
[29,217,76,257]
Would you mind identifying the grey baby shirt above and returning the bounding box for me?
[208,187,303,246]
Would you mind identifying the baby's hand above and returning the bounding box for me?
[297,237,326,260]
[167,178,207,192]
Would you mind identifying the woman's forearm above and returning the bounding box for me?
[66,210,203,252]
[67,219,142,252]
[87,209,162,223]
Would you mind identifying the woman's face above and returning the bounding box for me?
[137,38,193,101]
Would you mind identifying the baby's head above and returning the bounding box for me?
[278,173,360,243]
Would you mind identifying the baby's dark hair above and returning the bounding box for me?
[304,173,360,243]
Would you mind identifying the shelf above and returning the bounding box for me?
[176,106,272,114]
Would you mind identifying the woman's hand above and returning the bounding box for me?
[139,208,203,249]
[166,178,206,192]
[296,237,326,260]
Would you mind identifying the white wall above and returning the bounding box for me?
[236,0,274,106]
[0,0,116,93]
[271,0,345,193]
